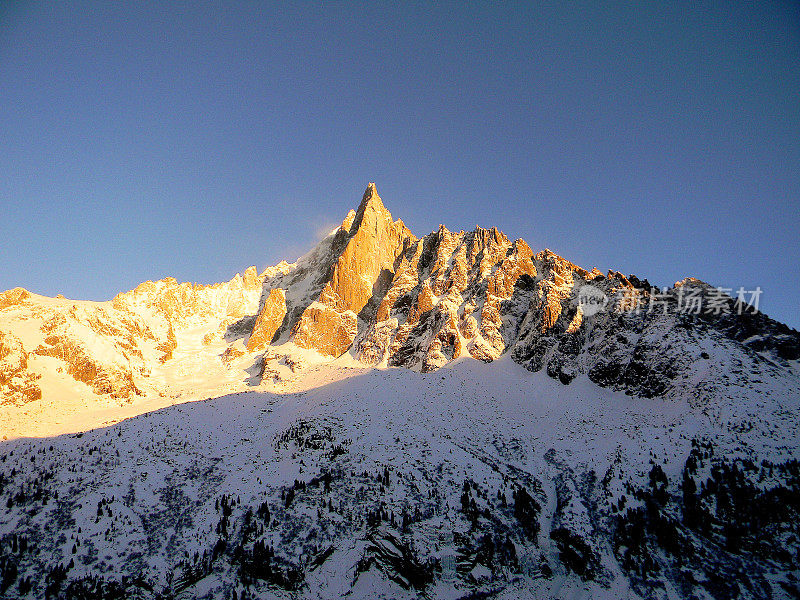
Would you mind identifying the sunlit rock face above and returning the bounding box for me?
[250,184,551,368]
[247,288,287,351]
[289,183,416,357]
[329,182,415,317]
[0,298,157,401]
[34,334,141,399]
[291,298,359,357]
[0,292,42,406]
[354,225,593,373]
[357,224,531,370]
[0,288,30,311]
[0,330,41,405]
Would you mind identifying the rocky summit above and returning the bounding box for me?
[0,184,799,600]
[251,183,799,394]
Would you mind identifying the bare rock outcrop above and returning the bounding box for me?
[353,223,538,370]
[34,335,141,399]
[4,299,158,400]
[258,183,416,358]
[157,322,177,363]
[327,182,415,317]
[247,288,286,351]
[0,330,41,405]
[0,288,30,311]
[292,298,359,357]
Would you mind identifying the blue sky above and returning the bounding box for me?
[1,1,799,328]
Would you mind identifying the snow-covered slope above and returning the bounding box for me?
[0,358,798,599]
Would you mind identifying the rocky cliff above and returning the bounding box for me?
[245,183,799,404]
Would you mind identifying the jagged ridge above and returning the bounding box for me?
[247,183,800,400]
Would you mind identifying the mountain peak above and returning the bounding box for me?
[287,183,416,356]
[362,181,378,202]
[354,182,388,222]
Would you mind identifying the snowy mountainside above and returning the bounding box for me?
[0,267,270,438]
[1,182,799,439]
[0,359,798,599]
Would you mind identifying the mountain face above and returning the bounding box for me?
[1,184,799,600]
[0,266,274,436]
[248,183,798,399]
[2,182,797,423]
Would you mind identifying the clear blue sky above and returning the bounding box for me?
[1,1,799,328]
